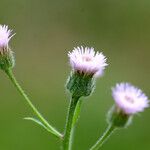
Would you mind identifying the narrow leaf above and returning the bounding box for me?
[24,117,63,138]
[24,117,50,131]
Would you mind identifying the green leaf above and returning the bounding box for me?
[24,117,50,131]
[24,117,56,134]
[24,117,63,138]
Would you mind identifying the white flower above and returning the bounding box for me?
[112,83,149,115]
[0,25,14,49]
[68,46,108,77]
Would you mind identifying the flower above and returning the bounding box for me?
[112,83,149,115]
[0,25,15,70]
[68,46,108,77]
[0,25,13,50]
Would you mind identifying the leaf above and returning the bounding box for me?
[24,117,57,135]
[24,117,63,138]
[24,117,49,130]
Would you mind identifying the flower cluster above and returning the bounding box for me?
[68,46,149,111]
[0,24,149,150]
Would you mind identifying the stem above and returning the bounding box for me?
[90,124,115,150]
[63,96,80,150]
[72,99,82,127]
[5,68,62,139]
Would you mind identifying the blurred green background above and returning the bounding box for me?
[0,0,150,149]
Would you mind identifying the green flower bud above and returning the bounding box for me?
[0,48,15,71]
[66,71,95,98]
[107,105,132,128]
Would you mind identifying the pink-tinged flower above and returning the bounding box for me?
[112,83,149,115]
[68,46,108,77]
[0,25,14,49]
[0,25,15,70]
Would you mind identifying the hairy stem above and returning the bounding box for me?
[63,96,80,150]
[5,68,62,139]
[90,124,115,150]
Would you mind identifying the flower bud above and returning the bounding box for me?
[66,71,95,98]
[107,105,132,128]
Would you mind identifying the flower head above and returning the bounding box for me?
[0,25,13,50]
[112,83,149,115]
[68,46,108,77]
[0,25,15,70]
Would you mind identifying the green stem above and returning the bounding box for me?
[63,96,80,150]
[90,124,115,150]
[5,68,62,139]
[72,100,82,127]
